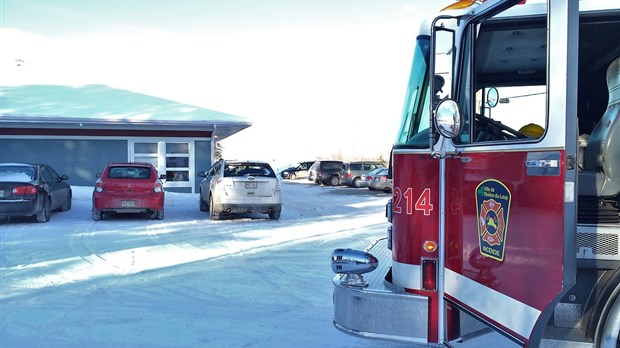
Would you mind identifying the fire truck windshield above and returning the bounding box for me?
[394,35,432,148]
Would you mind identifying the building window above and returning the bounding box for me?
[129,140,194,193]
[133,142,159,167]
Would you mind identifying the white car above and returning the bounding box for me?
[198,160,282,220]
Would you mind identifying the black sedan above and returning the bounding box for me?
[0,163,72,223]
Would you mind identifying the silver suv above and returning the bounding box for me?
[198,160,282,220]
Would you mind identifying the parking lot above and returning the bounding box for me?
[0,180,398,347]
[1,180,517,348]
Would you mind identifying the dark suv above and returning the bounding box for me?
[308,160,344,186]
[341,161,385,187]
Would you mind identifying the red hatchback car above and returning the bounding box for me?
[92,162,165,221]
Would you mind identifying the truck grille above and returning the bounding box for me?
[576,225,620,261]
[576,232,618,255]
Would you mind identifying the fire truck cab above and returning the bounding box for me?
[332,0,620,347]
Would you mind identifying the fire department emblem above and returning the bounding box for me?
[475,179,511,261]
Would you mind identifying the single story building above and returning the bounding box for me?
[0,84,251,193]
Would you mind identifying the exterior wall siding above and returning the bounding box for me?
[0,138,128,186]
[1,137,213,194]
[194,140,212,193]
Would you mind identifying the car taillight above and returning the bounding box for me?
[95,182,104,192]
[214,178,230,190]
[153,183,163,193]
[12,186,37,195]
[422,259,437,291]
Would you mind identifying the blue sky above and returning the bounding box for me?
[1,0,454,166]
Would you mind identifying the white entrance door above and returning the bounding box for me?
[130,140,195,193]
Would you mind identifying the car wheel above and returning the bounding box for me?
[199,192,209,212]
[289,173,297,180]
[209,195,220,220]
[36,197,51,223]
[59,191,72,212]
[92,210,102,221]
[352,178,361,188]
[329,175,340,186]
[269,210,281,220]
[152,210,164,220]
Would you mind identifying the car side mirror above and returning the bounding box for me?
[96,173,102,178]
[159,174,166,180]
[60,175,69,181]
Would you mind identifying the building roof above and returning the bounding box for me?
[0,84,251,140]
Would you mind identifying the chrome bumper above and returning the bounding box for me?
[332,238,430,344]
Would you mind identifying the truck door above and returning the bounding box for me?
[432,1,578,346]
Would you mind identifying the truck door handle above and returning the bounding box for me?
[525,159,558,168]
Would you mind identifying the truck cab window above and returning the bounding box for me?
[395,36,432,148]
[474,85,546,142]
[458,14,548,144]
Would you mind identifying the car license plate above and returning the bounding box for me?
[245,182,257,189]
[121,200,136,207]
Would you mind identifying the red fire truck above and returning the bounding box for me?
[332,0,620,347]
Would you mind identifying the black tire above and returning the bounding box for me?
[352,178,361,188]
[152,210,164,220]
[209,195,220,220]
[269,210,281,220]
[92,210,102,221]
[36,198,51,223]
[595,291,620,348]
[59,191,72,212]
[199,192,209,212]
[329,175,340,186]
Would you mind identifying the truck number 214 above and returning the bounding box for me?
[392,187,433,216]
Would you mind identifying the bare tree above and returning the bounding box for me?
[376,153,388,166]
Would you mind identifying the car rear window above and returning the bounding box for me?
[0,165,36,182]
[108,166,151,179]
[225,163,275,177]
[322,162,343,170]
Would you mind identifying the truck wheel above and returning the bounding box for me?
[595,291,620,348]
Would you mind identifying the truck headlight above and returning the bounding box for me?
[331,248,378,287]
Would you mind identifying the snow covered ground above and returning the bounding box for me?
[0,180,517,347]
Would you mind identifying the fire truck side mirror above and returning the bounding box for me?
[434,99,463,139]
